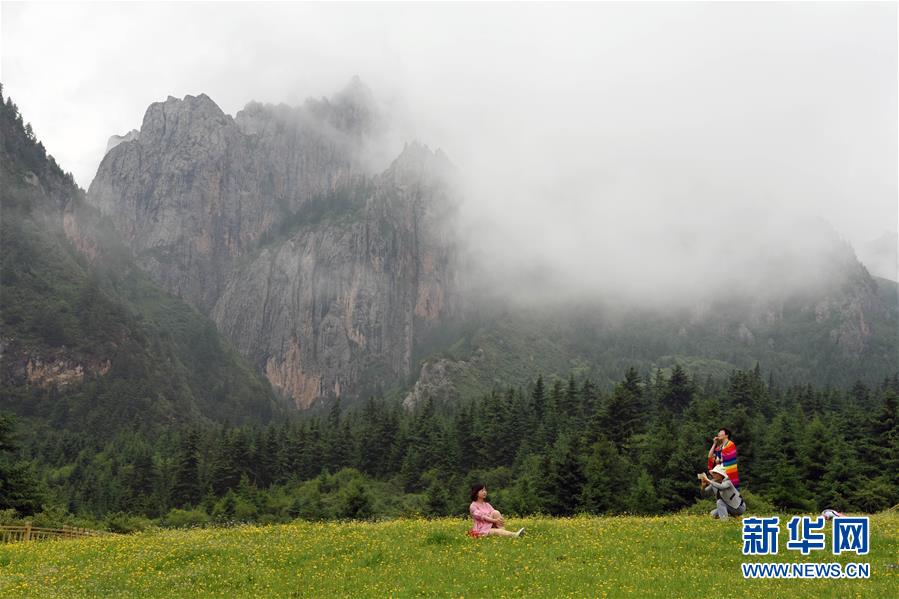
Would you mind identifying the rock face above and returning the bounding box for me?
[89,90,362,311]
[402,349,485,410]
[87,81,459,407]
[212,143,458,407]
[105,129,140,154]
[24,355,111,388]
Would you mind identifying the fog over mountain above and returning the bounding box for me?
[3,1,896,308]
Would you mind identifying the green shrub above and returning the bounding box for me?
[29,505,97,529]
[741,490,778,514]
[677,489,778,516]
[161,508,210,528]
[105,512,154,534]
[0,508,22,525]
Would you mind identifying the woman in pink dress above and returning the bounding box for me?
[469,483,524,538]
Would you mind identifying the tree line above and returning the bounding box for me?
[4,365,897,530]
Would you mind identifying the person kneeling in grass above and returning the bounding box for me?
[469,483,524,538]
[700,464,745,520]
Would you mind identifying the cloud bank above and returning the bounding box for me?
[2,2,896,297]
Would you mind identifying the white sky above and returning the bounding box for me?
[2,1,897,287]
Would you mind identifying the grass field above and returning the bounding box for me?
[1,513,896,598]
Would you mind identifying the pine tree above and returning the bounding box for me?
[874,389,899,490]
[531,375,546,421]
[580,436,631,513]
[0,414,43,515]
[542,379,564,447]
[626,470,661,515]
[211,429,249,495]
[819,427,862,511]
[561,374,579,421]
[424,478,451,517]
[579,378,599,418]
[507,453,550,515]
[800,416,832,503]
[299,421,324,480]
[658,424,704,510]
[481,390,512,466]
[601,375,644,448]
[453,405,477,473]
[357,397,384,476]
[326,418,354,472]
[662,365,694,414]
[254,428,283,487]
[506,388,530,456]
[124,449,157,515]
[171,429,202,508]
[543,433,586,516]
[338,479,373,519]
[758,414,814,511]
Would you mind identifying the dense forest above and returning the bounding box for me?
[3,365,897,531]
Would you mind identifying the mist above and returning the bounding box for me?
[3,2,896,306]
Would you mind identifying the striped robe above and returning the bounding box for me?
[708,439,739,488]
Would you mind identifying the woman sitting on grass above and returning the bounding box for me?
[469,483,524,538]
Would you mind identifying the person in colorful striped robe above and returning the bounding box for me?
[707,428,739,489]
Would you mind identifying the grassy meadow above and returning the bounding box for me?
[1,512,896,598]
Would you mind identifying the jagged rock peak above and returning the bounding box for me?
[386,140,455,185]
[150,93,227,118]
[305,76,379,136]
[137,93,232,147]
[233,77,380,141]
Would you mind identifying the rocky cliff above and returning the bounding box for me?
[212,143,458,407]
[88,82,372,311]
[87,81,459,407]
[84,80,895,410]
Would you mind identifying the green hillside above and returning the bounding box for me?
[0,87,284,436]
[407,287,898,405]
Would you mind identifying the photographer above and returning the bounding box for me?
[700,465,745,520]
[707,428,739,488]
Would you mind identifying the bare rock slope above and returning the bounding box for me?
[88,81,458,407]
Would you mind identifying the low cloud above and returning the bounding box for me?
[3,2,895,303]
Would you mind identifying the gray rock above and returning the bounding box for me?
[105,129,140,154]
[87,82,459,408]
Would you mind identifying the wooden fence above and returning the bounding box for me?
[0,523,110,543]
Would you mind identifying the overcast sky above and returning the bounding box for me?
[2,2,897,288]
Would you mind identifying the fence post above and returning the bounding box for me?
[24,521,32,542]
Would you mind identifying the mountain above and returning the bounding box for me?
[402,216,898,406]
[87,83,459,408]
[0,86,285,434]
[403,271,899,408]
[24,79,898,415]
[88,79,381,313]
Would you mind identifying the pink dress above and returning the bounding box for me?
[470,501,495,536]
